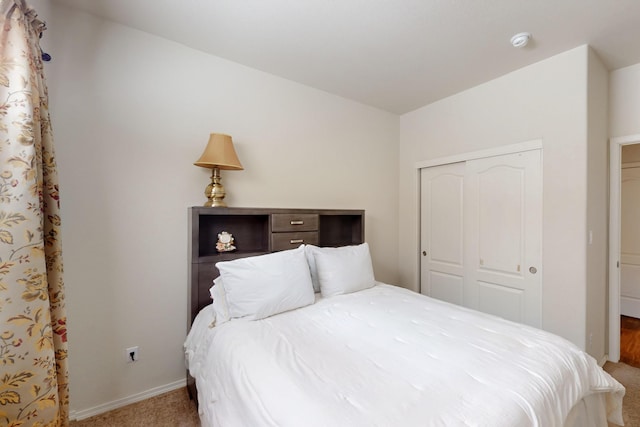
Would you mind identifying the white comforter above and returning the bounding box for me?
[185,284,624,427]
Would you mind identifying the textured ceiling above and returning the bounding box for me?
[52,0,640,114]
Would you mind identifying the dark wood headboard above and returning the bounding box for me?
[188,207,365,326]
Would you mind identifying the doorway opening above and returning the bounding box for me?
[609,135,640,363]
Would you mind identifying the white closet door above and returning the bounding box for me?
[420,162,465,305]
[465,150,542,327]
[621,166,640,318]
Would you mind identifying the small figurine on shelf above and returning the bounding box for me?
[216,231,236,252]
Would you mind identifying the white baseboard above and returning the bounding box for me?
[599,355,609,367]
[621,295,640,318]
[69,379,186,421]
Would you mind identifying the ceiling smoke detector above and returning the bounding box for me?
[510,32,531,48]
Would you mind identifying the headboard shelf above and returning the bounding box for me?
[319,214,363,246]
[196,251,270,264]
[197,213,269,257]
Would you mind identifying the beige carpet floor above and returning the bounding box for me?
[605,361,640,427]
[71,364,639,427]
[70,387,200,427]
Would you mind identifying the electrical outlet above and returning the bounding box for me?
[126,346,139,363]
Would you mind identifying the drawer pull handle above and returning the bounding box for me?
[290,220,304,225]
[290,239,304,244]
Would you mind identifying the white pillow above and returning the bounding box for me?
[216,245,315,320]
[304,245,321,293]
[310,243,375,298]
[209,277,230,325]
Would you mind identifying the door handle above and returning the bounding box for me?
[529,266,537,274]
[422,251,427,256]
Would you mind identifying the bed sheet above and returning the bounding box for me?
[185,283,624,427]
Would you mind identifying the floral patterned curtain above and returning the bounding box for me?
[0,1,69,426]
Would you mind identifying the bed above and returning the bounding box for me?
[184,243,625,427]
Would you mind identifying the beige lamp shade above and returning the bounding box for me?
[194,133,244,170]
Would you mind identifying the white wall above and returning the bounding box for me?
[45,3,399,415]
[610,63,640,138]
[585,49,609,360]
[399,46,594,350]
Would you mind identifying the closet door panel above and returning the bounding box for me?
[465,150,542,327]
[477,280,524,322]
[430,271,464,305]
[477,166,523,276]
[420,163,465,306]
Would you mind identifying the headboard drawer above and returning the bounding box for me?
[272,214,319,232]
[271,231,319,251]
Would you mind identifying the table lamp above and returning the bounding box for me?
[194,133,243,207]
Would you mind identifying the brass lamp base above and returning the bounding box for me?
[204,167,227,207]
